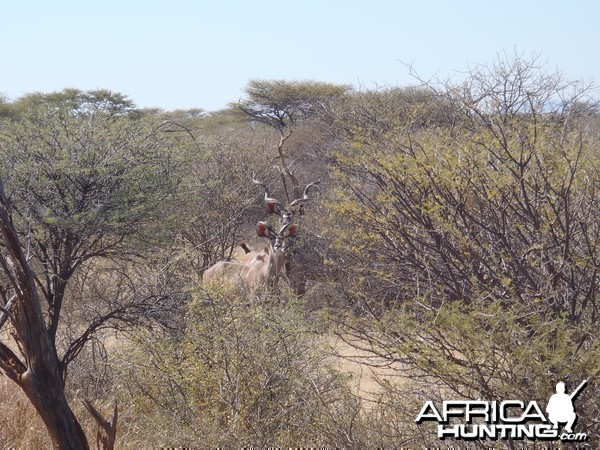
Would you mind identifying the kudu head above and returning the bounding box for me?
[238,221,299,291]
[256,221,299,252]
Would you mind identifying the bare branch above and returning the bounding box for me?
[82,398,118,450]
[0,294,16,330]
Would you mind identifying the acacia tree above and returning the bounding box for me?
[0,89,181,447]
[237,79,349,199]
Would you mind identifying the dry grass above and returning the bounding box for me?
[0,377,49,449]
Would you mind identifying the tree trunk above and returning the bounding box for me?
[0,178,90,449]
[21,367,90,449]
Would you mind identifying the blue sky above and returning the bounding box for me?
[2,1,598,111]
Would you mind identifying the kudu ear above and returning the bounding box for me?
[256,221,276,239]
[239,242,252,254]
[253,177,283,216]
[265,200,282,215]
[282,223,299,239]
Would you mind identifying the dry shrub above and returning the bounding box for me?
[102,286,425,448]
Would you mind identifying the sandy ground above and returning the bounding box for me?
[326,334,405,402]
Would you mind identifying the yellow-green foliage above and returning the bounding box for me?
[324,58,600,447]
[328,70,600,319]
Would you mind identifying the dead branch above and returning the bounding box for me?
[82,398,118,450]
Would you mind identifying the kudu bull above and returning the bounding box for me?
[202,221,299,292]
[202,178,319,294]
